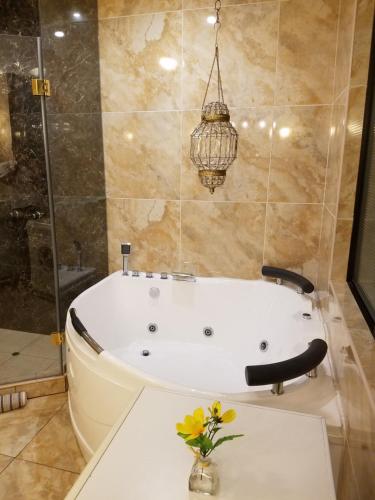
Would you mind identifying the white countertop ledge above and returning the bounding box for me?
[66,387,336,500]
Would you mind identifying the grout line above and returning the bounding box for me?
[262,0,281,265]
[10,457,80,476]
[98,1,279,22]
[0,456,14,477]
[326,204,337,219]
[100,103,335,115]
[14,396,67,459]
[178,8,184,270]
[106,196,324,205]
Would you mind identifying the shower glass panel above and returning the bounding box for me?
[0,1,62,384]
[38,0,108,325]
[348,27,375,337]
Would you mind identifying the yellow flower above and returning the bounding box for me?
[176,407,205,439]
[209,401,236,424]
[221,409,236,423]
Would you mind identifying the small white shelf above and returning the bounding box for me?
[67,388,336,500]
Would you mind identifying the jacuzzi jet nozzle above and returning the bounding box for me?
[141,349,150,357]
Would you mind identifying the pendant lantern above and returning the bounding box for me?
[190,1,238,194]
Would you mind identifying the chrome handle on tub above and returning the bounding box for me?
[69,308,103,354]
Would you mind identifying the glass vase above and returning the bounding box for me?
[189,455,219,496]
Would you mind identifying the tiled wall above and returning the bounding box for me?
[98,0,342,282]
[318,0,375,290]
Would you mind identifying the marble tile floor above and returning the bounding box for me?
[0,329,61,386]
[0,392,85,499]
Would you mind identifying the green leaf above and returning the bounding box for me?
[200,435,213,455]
[212,434,244,451]
[185,436,203,447]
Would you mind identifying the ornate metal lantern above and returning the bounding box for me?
[190,1,238,194]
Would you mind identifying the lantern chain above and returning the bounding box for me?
[202,0,225,109]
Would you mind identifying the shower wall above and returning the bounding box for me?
[98,0,340,283]
[0,0,56,333]
[39,0,108,323]
[318,0,375,291]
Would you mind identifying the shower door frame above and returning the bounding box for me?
[36,37,64,373]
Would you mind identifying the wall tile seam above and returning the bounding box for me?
[325,203,338,220]
[334,85,349,105]
[349,83,368,91]
[0,33,39,40]
[45,112,103,117]
[97,0,281,22]
[319,98,337,279]
[105,197,325,206]
[178,8,184,270]
[100,104,335,115]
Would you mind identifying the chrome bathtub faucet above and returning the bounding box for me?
[121,242,132,275]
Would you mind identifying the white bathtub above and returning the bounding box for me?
[66,271,336,460]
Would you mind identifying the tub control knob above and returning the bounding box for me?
[160,272,168,279]
[146,272,153,278]
[132,270,139,277]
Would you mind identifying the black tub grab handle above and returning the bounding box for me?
[69,308,103,354]
[245,338,327,386]
[262,266,315,294]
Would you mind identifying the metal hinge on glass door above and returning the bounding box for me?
[31,78,51,96]
[50,332,65,345]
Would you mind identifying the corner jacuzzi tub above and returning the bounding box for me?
[66,271,331,460]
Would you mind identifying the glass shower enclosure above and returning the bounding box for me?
[348,22,375,337]
[0,0,108,385]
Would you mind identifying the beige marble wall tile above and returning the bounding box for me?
[181,201,265,278]
[269,106,331,203]
[181,107,272,201]
[99,12,182,112]
[325,92,348,215]
[107,198,180,273]
[20,403,85,474]
[331,219,353,281]
[99,0,182,19]
[103,111,181,199]
[264,203,322,283]
[338,86,366,218]
[334,0,356,99]
[0,455,12,474]
[350,0,375,86]
[276,0,339,105]
[0,393,67,457]
[182,3,278,109]
[317,206,336,292]
[0,459,78,500]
